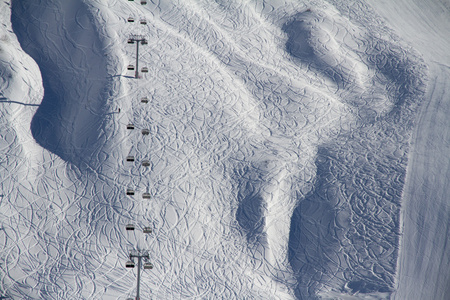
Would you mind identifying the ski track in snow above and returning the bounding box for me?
[1,0,428,299]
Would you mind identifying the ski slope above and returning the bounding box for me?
[367,0,450,299]
[0,0,447,299]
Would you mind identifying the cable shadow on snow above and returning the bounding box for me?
[0,98,40,106]
[110,74,134,79]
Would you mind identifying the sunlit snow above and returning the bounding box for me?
[0,0,448,299]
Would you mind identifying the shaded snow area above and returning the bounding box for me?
[2,0,449,299]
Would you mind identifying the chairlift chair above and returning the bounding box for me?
[141,129,150,135]
[125,260,135,268]
[143,226,152,233]
[127,65,135,70]
[142,192,151,199]
[126,124,135,129]
[141,67,148,73]
[126,224,135,231]
[126,188,135,195]
[140,19,147,25]
[127,38,134,44]
[141,0,147,5]
[143,262,153,269]
[127,17,134,22]
[141,39,148,45]
[142,160,150,167]
[126,155,135,162]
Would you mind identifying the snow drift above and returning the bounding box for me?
[2,0,447,299]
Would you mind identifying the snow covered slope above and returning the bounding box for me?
[367,0,450,299]
[1,0,445,299]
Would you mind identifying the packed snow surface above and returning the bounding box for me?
[0,0,448,299]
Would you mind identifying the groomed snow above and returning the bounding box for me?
[0,0,447,299]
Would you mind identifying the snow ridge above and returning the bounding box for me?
[1,0,429,299]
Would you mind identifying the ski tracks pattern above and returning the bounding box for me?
[2,0,427,299]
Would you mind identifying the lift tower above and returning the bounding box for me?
[127,35,148,79]
[125,224,153,300]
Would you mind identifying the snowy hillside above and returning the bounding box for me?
[0,0,448,299]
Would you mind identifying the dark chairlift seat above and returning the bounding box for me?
[142,160,150,167]
[141,39,148,45]
[127,124,135,129]
[127,38,134,44]
[140,19,147,25]
[126,260,135,268]
[127,65,135,70]
[143,226,152,233]
[126,188,135,195]
[141,129,150,135]
[126,224,135,231]
[127,17,134,22]
[142,192,151,199]
[141,97,149,103]
[143,262,153,269]
[141,0,147,5]
[126,155,135,162]
[141,67,149,73]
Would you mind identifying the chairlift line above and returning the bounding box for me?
[123,7,154,299]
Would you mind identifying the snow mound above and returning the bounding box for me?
[282,6,426,298]
[1,0,430,299]
[11,0,114,169]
